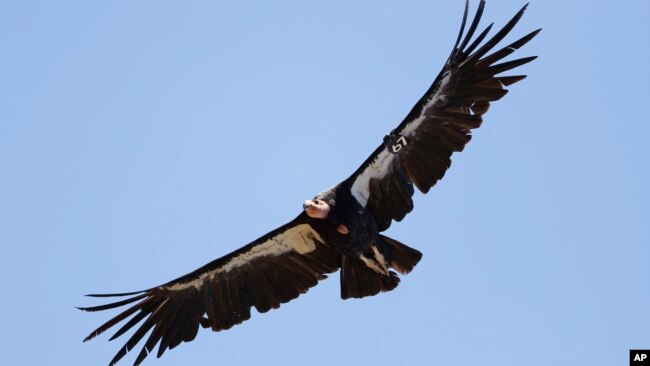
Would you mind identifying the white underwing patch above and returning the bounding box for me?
[402,71,451,137]
[222,224,321,271]
[350,149,395,205]
[166,224,323,291]
[350,71,452,207]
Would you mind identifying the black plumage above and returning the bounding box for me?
[80,2,539,365]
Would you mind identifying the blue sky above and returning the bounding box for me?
[1,1,649,365]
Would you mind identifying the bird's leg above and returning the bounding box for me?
[358,254,388,275]
[371,246,389,273]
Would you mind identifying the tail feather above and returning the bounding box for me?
[340,255,399,299]
[379,234,423,275]
[340,235,422,300]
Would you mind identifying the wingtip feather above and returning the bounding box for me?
[453,0,470,51]
[85,290,145,298]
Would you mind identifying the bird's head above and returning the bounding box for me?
[303,199,331,219]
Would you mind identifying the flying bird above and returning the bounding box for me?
[80,1,540,365]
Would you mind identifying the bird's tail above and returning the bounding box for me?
[340,234,422,299]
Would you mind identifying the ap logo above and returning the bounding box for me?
[631,350,650,364]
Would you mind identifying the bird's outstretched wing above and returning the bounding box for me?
[348,0,540,231]
[79,214,338,366]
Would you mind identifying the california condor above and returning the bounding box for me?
[80,1,540,365]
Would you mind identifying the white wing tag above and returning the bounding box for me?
[385,135,408,154]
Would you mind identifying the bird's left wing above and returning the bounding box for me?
[79,214,338,366]
[347,1,540,231]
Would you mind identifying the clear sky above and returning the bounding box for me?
[1,1,649,365]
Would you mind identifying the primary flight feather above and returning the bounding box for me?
[80,1,540,365]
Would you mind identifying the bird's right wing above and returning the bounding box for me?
[347,1,540,231]
[79,213,339,366]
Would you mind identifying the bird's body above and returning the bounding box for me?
[306,183,420,298]
[80,2,540,365]
[311,184,379,255]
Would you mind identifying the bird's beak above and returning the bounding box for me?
[303,200,311,210]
